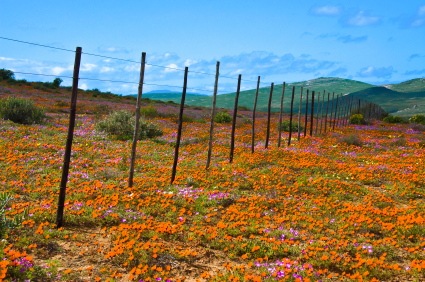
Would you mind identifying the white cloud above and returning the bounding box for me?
[164,63,180,73]
[103,59,111,63]
[411,19,425,27]
[80,63,97,71]
[50,66,73,75]
[310,5,341,16]
[80,83,88,90]
[419,5,425,16]
[0,57,15,61]
[184,59,198,66]
[100,67,115,73]
[345,11,380,26]
[356,66,395,78]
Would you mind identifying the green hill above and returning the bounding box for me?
[143,77,425,117]
[381,78,425,93]
[348,86,425,117]
[143,77,374,114]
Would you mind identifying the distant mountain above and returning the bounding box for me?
[129,90,209,96]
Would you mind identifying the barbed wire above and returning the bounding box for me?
[1,36,275,84]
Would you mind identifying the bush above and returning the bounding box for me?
[95,110,163,141]
[279,119,303,132]
[380,112,389,120]
[1,192,28,239]
[383,115,407,124]
[140,105,159,118]
[338,134,363,147]
[410,114,425,125]
[349,114,366,125]
[0,96,46,124]
[0,68,15,80]
[175,114,194,124]
[52,77,63,88]
[237,105,250,111]
[214,111,232,123]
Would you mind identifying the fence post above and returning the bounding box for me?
[337,94,343,128]
[56,46,82,229]
[206,61,220,169]
[315,91,320,135]
[265,83,274,149]
[358,98,360,114]
[333,94,339,130]
[170,67,188,184]
[277,82,286,147]
[128,52,146,188]
[324,92,330,134]
[288,86,295,146]
[348,96,353,125]
[304,89,309,138]
[320,90,325,134]
[310,91,315,136]
[252,76,260,153]
[342,95,348,127]
[229,74,241,163]
[297,87,303,141]
[329,92,335,131]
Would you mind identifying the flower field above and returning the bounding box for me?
[1,82,425,282]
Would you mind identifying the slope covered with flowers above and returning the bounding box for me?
[1,82,425,282]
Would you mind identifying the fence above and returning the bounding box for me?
[0,37,387,228]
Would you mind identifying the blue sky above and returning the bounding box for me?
[1,0,424,95]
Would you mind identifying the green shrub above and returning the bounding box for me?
[0,96,46,124]
[242,118,252,124]
[380,112,389,120]
[214,111,232,123]
[383,115,407,124]
[279,119,303,132]
[52,77,63,88]
[338,134,363,147]
[349,114,365,125]
[95,110,163,141]
[140,105,159,118]
[196,119,207,124]
[175,114,194,124]
[1,192,28,239]
[410,114,425,125]
[237,105,250,111]
[0,68,15,80]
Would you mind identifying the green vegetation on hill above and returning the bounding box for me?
[384,78,425,93]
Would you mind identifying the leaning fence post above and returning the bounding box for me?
[171,67,188,184]
[277,82,286,147]
[333,94,339,130]
[229,74,241,163]
[128,52,146,188]
[304,89,309,138]
[297,87,303,141]
[324,92,330,133]
[310,91,315,136]
[251,76,260,153]
[265,83,274,149]
[329,92,335,131]
[206,62,220,169]
[288,86,295,146]
[56,46,82,229]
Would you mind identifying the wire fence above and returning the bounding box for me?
[1,36,388,228]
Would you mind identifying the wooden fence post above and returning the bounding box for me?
[251,76,260,153]
[170,67,188,184]
[304,89,309,138]
[333,94,339,130]
[277,82,286,147]
[229,74,241,163]
[206,61,220,169]
[265,83,274,149]
[310,91,315,136]
[337,94,343,128]
[288,86,295,146]
[128,52,146,188]
[297,87,303,141]
[315,91,320,135]
[56,46,82,229]
[324,92,330,133]
[329,92,335,131]
[358,98,360,114]
[320,90,325,134]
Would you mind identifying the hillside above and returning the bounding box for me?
[142,77,374,114]
[144,77,425,117]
